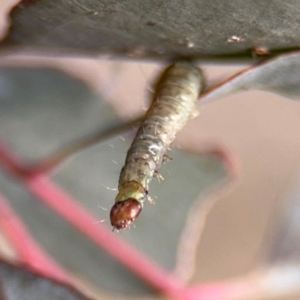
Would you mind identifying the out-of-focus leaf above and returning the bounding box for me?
[267,170,300,265]
[0,67,119,160]
[0,259,91,300]
[0,65,229,296]
[244,167,300,299]
[228,166,300,300]
[5,1,300,58]
[201,51,300,104]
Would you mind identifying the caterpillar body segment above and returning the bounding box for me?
[110,61,204,230]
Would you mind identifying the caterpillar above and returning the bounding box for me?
[110,61,204,230]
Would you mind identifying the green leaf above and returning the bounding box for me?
[201,51,300,104]
[0,260,91,300]
[5,1,300,58]
[0,65,229,295]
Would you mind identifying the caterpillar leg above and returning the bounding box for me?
[154,170,164,180]
[147,195,155,204]
[163,154,172,163]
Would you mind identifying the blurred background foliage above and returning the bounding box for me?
[0,1,300,300]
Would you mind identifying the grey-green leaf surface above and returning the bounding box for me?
[0,260,91,300]
[4,1,300,58]
[0,66,228,296]
[200,51,300,104]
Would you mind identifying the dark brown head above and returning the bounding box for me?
[110,198,142,230]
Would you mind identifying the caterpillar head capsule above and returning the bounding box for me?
[110,198,142,230]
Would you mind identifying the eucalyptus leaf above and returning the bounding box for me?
[201,51,300,104]
[5,1,300,58]
[0,260,91,300]
[0,65,228,296]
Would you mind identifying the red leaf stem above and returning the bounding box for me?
[0,142,186,299]
[0,192,73,284]
[0,141,249,300]
[186,279,257,300]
